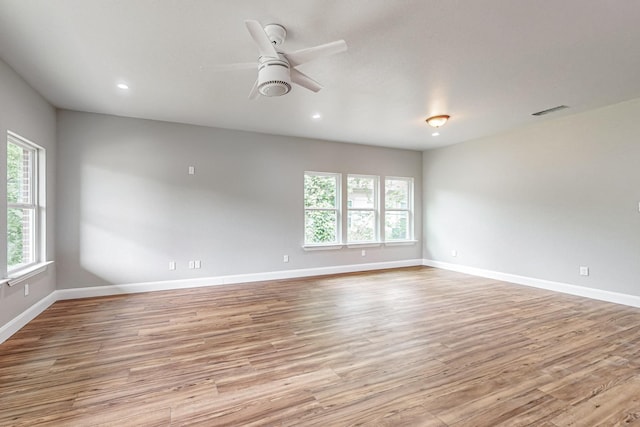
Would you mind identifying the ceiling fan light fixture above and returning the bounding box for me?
[257,59,292,97]
[258,80,291,97]
[426,115,450,128]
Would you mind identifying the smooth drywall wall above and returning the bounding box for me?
[423,98,640,296]
[56,111,422,288]
[0,59,56,327]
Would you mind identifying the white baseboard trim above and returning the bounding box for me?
[1,259,423,344]
[4,258,638,345]
[56,259,423,300]
[423,259,640,308]
[55,276,225,300]
[0,292,57,344]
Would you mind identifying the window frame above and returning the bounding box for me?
[303,171,342,247]
[384,176,414,242]
[7,131,44,275]
[346,174,379,244]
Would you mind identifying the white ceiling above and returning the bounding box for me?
[1,1,640,151]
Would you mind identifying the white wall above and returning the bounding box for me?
[0,59,56,327]
[423,98,640,297]
[56,110,422,289]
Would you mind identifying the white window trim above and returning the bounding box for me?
[304,171,342,247]
[6,131,47,277]
[384,176,414,242]
[347,174,379,244]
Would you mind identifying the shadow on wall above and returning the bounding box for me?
[70,140,300,287]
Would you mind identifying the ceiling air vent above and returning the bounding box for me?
[532,105,569,116]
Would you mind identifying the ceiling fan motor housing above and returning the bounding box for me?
[258,57,291,97]
[264,24,286,46]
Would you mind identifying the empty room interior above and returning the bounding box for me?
[2,1,640,425]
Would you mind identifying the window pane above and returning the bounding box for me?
[385,179,408,209]
[347,176,375,209]
[305,210,338,244]
[7,208,35,269]
[7,142,32,204]
[304,174,337,209]
[348,211,375,242]
[385,211,409,240]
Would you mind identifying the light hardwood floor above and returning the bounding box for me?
[2,266,640,426]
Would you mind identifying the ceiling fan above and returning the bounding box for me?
[215,20,348,99]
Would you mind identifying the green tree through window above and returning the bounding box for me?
[304,173,339,244]
[7,133,40,271]
[347,175,377,242]
[7,142,25,267]
[385,177,412,241]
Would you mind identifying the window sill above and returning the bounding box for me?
[347,242,382,248]
[303,240,418,250]
[384,240,419,246]
[303,244,344,251]
[2,261,54,287]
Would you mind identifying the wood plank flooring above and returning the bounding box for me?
[2,266,640,426]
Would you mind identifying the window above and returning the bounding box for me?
[385,177,413,241]
[304,172,340,245]
[7,132,43,273]
[347,175,378,243]
[304,172,415,248]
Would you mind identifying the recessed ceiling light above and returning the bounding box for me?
[432,132,440,136]
[312,113,321,119]
[116,83,129,90]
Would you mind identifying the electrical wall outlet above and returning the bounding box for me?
[188,166,195,175]
[361,249,366,257]
[579,266,589,276]
[169,261,176,270]
[188,260,195,269]
[24,284,29,297]
[283,255,289,263]
[194,260,201,269]
[451,249,458,257]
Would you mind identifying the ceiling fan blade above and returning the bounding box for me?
[199,62,256,72]
[245,20,278,58]
[248,78,260,99]
[290,68,323,93]
[285,40,347,67]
